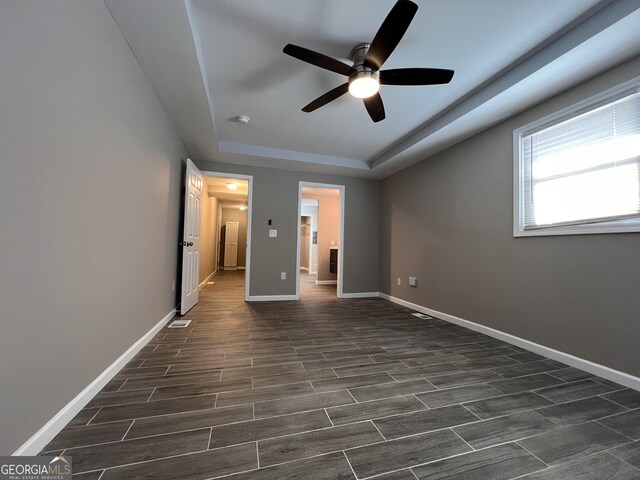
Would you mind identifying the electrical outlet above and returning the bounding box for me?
[281,272,286,280]
[396,277,401,286]
[269,229,278,238]
[408,276,418,287]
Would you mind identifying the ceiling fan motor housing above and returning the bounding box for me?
[349,43,379,85]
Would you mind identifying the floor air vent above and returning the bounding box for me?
[168,319,191,328]
[412,312,432,319]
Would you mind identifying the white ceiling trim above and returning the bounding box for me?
[108,0,640,179]
[372,6,640,177]
[370,0,635,170]
[184,0,219,147]
[219,141,369,171]
[104,0,219,160]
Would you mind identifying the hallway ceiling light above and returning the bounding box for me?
[239,204,247,211]
[226,182,238,190]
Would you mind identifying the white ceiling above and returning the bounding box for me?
[204,176,249,201]
[105,0,640,179]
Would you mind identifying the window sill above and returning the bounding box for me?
[514,221,640,237]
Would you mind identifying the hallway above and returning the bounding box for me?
[40,271,640,479]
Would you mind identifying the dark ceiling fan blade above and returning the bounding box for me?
[364,0,418,71]
[380,68,454,85]
[302,83,349,112]
[283,44,355,77]
[363,93,386,123]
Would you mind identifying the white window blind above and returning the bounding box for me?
[519,90,640,230]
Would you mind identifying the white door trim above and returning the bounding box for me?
[200,170,253,302]
[297,181,345,299]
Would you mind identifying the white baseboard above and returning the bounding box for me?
[247,295,299,302]
[341,292,380,298]
[13,308,176,456]
[315,280,337,285]
[198,271,216,290]
[380,293,640,392]
[237,266,246,271]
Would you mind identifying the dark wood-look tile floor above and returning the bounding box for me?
[41,271,640,479]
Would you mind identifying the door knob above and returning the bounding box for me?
[187,241,194,247]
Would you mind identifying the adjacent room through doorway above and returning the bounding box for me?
[188,174,250,312]
[297,183,344,299]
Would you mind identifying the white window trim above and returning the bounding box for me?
[513,75,640,237]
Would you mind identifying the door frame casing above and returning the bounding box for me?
[200,170,253,302]
[296,181,345,299]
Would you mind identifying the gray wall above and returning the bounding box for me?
[194,161,380,296]
[380,55,640,377]
[0,1,186,454]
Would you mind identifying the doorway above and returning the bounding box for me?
[296,182,345,299]
[199,172,252,303]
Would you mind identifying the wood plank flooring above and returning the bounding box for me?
[41,271,640,479]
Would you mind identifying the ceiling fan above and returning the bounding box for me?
[283,0,454,123]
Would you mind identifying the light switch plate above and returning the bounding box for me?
[269,229,277,238]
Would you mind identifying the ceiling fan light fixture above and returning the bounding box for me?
[348,43,379,99]
[349,75,380,98]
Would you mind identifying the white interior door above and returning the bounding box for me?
[180,159,202,314]
[224,221,239,269]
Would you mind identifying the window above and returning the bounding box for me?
[514,77,640,236]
